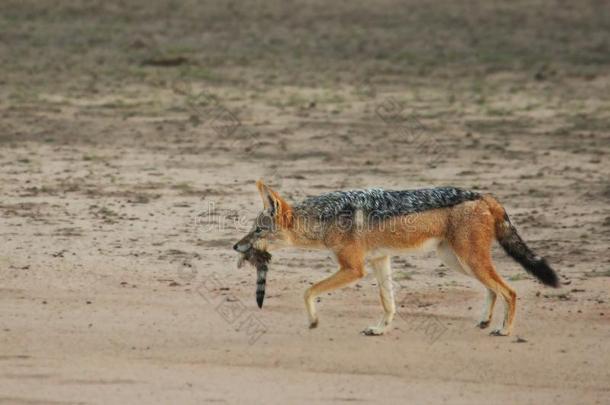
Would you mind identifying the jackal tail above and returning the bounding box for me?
[483,195,560,288]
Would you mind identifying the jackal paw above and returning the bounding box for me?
[309,319,318,329]
[489,329,509,336]
[361,326,385,336]
[476,320,491,329]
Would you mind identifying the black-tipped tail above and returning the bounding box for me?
[497,215,559,288]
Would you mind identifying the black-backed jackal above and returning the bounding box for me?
[234,180,559,336]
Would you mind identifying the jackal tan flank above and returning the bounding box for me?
[234,180,559,337]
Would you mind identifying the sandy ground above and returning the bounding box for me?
[1,1,609,404]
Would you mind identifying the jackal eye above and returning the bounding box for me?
[254,226,263,234]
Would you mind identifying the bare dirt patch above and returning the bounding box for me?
[0,1,609,404]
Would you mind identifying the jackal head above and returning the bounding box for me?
[233,180,293,253]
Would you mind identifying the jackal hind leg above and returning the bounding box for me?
[478,288,497,329]
[460,250,516,336]
[437,241,497,329]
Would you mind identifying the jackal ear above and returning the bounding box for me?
[256,179,276,212]
[256,179,292,227]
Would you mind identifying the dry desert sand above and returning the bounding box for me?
[0,1,609,404]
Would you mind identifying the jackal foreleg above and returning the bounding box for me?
[363,256,395,336]
[304,248,365,329]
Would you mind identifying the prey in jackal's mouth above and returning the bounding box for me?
[233,179,560,337]
[236,248,272,308]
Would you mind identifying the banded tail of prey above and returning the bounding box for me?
[237,248,272,308]
[256,264,268,308]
